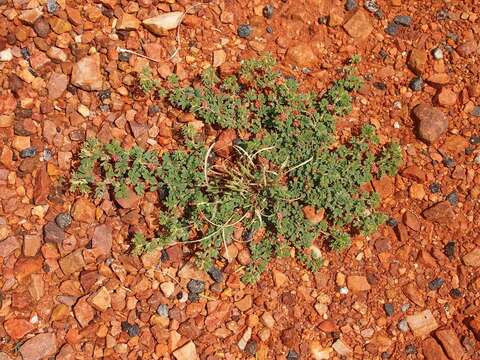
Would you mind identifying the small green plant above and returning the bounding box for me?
[72,54,402,283]
[138,66,158,93]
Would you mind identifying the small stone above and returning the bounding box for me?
[238,327,252,350]
[343,10,373,39]
[406,310,439,338]
[142,12,183,36]
[384,303,394,316]
[410,77,424,91]
[20,147,36,158]
[23,234,41,257]
[405,344,417,354]
[394,15,412,26]
[386,218,398,227]
[187,279,205,294]
[432,48,443,60]
[422,338,448,360]
[471,107,480,117]
[364,0,379,13]
[71,198,96,222]
[173,341,198,360]
[0,49,13,62]
[412,104,448,144]
[462,248,480,267]
[444,241,456,259]
[428,278,444,291]
[450,288,463,298]
[33,17,51,38]
[47,72,69,100]
[262,4,274,19]
[435,328,465,360]
[385,22,399,36]
[43,221,65,244]
[212,49,226,67]
[347,275,371,292]
[4,318,34,340]
[401,304,410,312]
[55,213,72,229]
[408,49,428,75]
[332,339,353,357]
[245,340,257,355]
[49,16,72,34]
[287,350,299,360]
[345,0,357,11]
[207,267,224,282]
[272,269,288,287]
[437,88,457,106]
[442,156,455,168]
[157,304,169,317]
[59,249,85,275]
[90,286,111,311]
[429,183,441,193]
[446,191,458,206]
[121,321,140,337]
[116,12,140,31]
[235,294,253,312]
[286,43,319,68]
[118,52,131,62]
[237,24,252,38]
[261,311,275,328]
[160,282,175,297]
[422,201,454,224]
[71,54,103,91]
[92,224,112,257]
[19,333,57,360]
[470,135,480,145]
[47,0,58,13]
[398,319,409,332]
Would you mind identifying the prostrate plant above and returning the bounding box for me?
[71,54,402,283]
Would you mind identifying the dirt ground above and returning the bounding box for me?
[0,0,479,359]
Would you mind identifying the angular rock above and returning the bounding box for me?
[403,282,425,307]
[14,257,43,283]
[43,221,65,244]
[437,88,457,107]
[173,340,198,360]
[19,8,43,24]
[115,188,140,209]
[406,310,439,338]
[89,286,111,311]
[205,302,231,331]
[422,201,454,224]
[0,236,20,258]
[74,296,95,327]
[143,12,184,36]
[343,10,373,39]
[71,54,103,91]
[33,165,51,205]
[23,234,41,257]
[19,333,57,360]
[412,104,448,144]
[92,224,112,257]
[214,129,237,158]
[48,16,72,34]
[116,12,140,30]
[408,49,428,75]
[4,318,34,340]
[213,49,226,67]
[440,135,469,155]
[462,248,480,267]
[272,269,289,287]
[286,44,319,68]
[47,73,69,100]
[71,198,96,222]
[332,339,353,357]
[435,328,465,360]
[346,275,371,292]
[59,249,85,275]
[422,338,448,360]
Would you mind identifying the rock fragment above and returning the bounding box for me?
[406,310,439,338]
[143,12,184,36]
[412,103,448,144]
[71,54,103,91]
[19,333,57,360]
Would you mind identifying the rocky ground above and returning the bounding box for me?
[0,0,480,359]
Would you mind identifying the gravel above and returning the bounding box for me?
[385,22,399,36]
[19,147,37,158]
[262,4,274,19]
[207,266,224,283]
[187,279,205,294]
[157,304,169,317]
[446,191,458,206]
[428,278,445,290]
[429,183,441,193]
[409,77,424,91]
[55,213,72,229]
[394,15,412,26]
[442,156,455,168]
[450,288,463,298]
[398,319,409,332]
[384,303,394,317]
[432,47,443,60]
[244,340,257,355]
[121,321,140,337]
[444,241,456,259]
[47,0,58,13]
[345,0,357,11]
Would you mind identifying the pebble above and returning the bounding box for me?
[173,341,198,360]
[157,304,169,317]
[429,183,441,193]
[428,278,445,290]
[432,48,444,60]
[287,350,299,360]
[187,279,205,294]
[462,248,480,267]
[409,77,424,91]
[446,191,458,206]
[401,304,410,312]
[33,18,51,38]
[364,0,379,13]
[394,15,412,26]
[237,24,252,38]
[384,303,394,317]
[346,275,371,292]
[244,340,257,355]
[405,344,417,354]
[442,157,455,168]
[19,333,57,360]
[406,310,439,337]
[43,221,65,244]
[262,4,274,19]
[118,51,131,62]
[471,106,480,117]
[345,0,357,11]
[121,321,140,337]
[386,218,398,227]
[207,266,224,283]
[55,213,72,229]
[450,288,463,298]
[469,135,480,145]
[142,12,183,35]
[343,10,373,39]
[444,241,456,259]
[436,328,466,360]
[339,287,349,294]
[412,103,449,144]
[47,0,58,13]
[238,327,252,350]
[398,319,409,332]
[19,147,37,158]
[71,54,103,91]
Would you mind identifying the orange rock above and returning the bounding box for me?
[302,206,325,224]
[435,328,465,360]
[403,210,421,231]
[407,49,427,75]
[71,198,96,222]
[437,88,457,106]
[286,43,319,68]
[343,10,373,40]
[33,165,51,205]
[214,129,236,158]
[372,176,395,199]
[422,201,454,224]
[4,318,34,340]
[456,41,477,57]
[319,320,337,332]
[422,338,448,360]
[440,135,469,155]
[346,275,371,292]
[14,256,43,283]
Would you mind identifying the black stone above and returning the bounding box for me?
[287,350,299,360]
[345,0,357,11]
[444,241,456,259]
[121,321,140,337]
[446,191,458,206]
[428,278,445,291]
[384,303,394,317]
[148,105,160,116]
[207,266,224,283]
[262,4,274,19]
[465,146,474,155]
[99,104,110,112]
[266,26,273,33]
[374,10,384,19]
[188,292,200,302]
[176,291,184,300]
[237,24,252,38]
[429,183,441,193]
[386,218,398,227]
[379,49,388,61]
[245,340,257,355]
[187,279,205,294]
[19,147,36,158]
[101,5,114,18]
[394,15,412,27]
[471,106,480,117]
[43,149,53,161]
[98,89,111,101]
[450,288,463,299]
[385,22,400,36]
[160,249,169,262]
[409,77,424,91]
[243,229,254,241]
[318,16,328,25]
[21,48,30,60]
[67,84,77,94]
[405,344,417,354]
[436,9,448,21]
[373,82,387,91]
[469,135,480,145]
[442,156,455,168]
[16,108,33,119]
[118,51,131,62]
[55,213,72,229]
[364,0,379,13]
